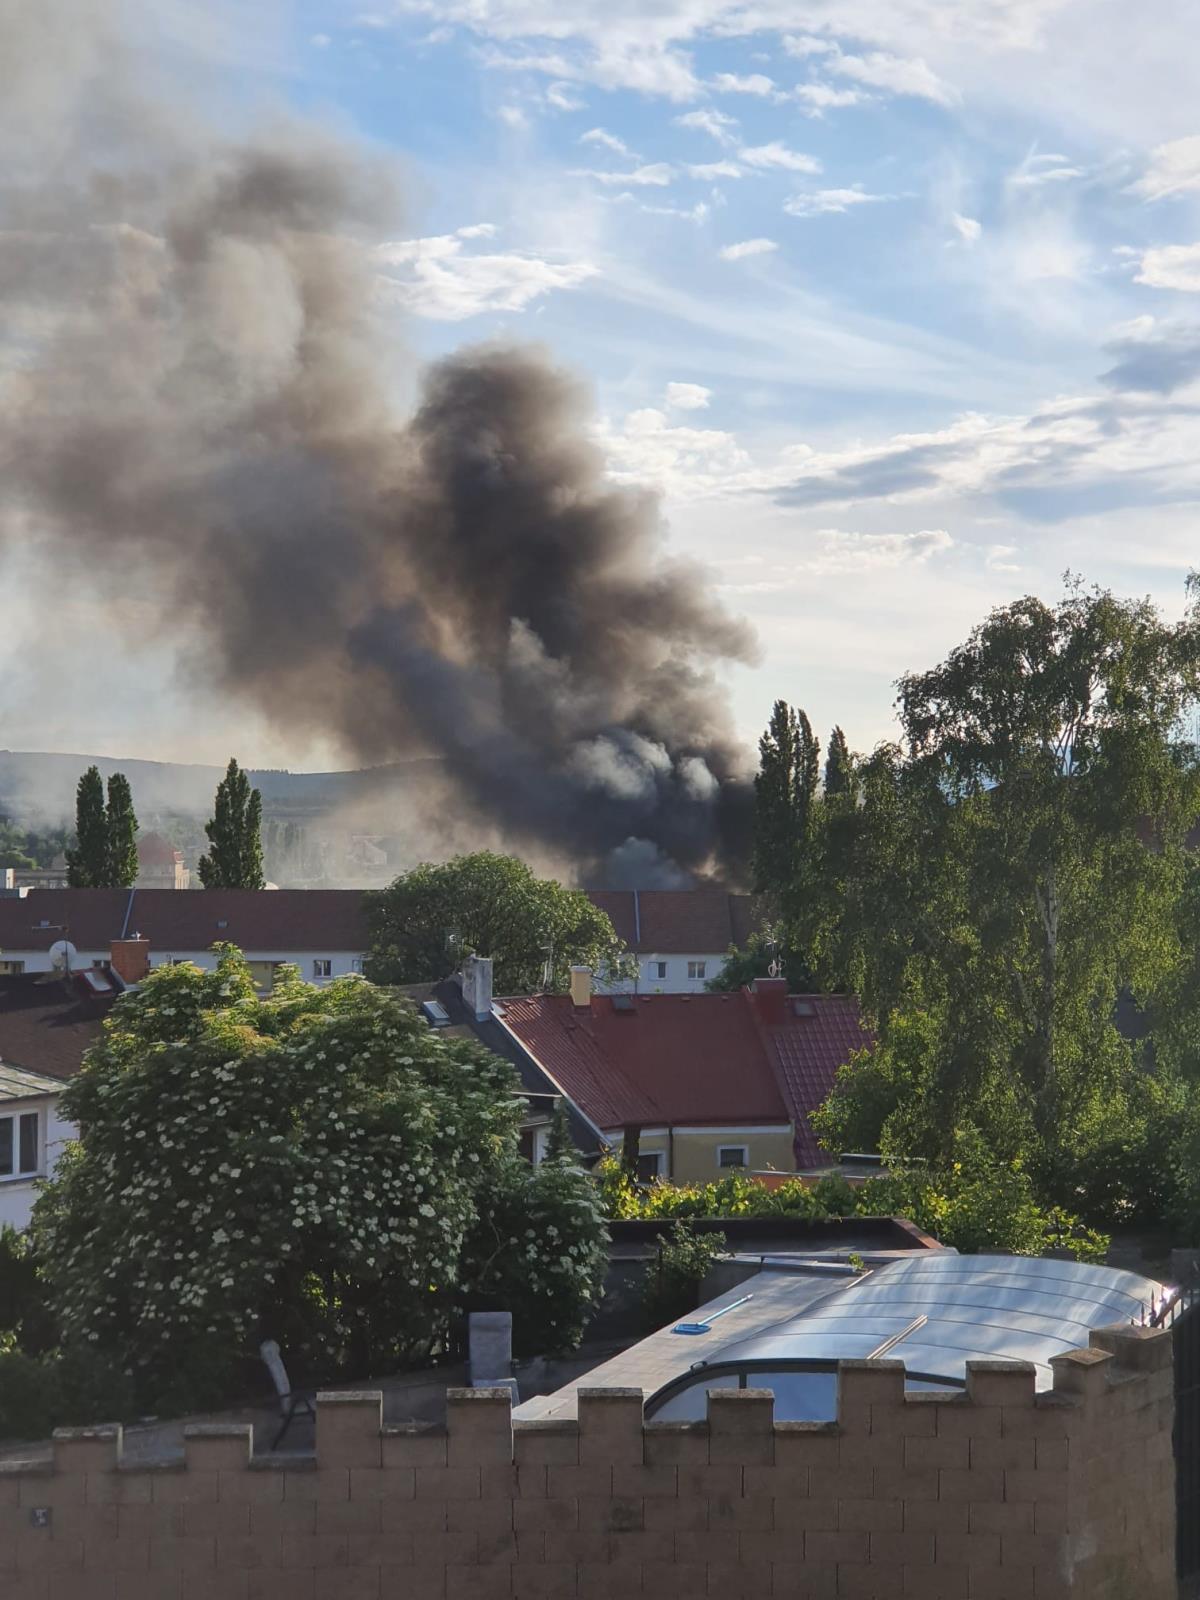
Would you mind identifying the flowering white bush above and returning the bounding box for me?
[32,947,590,1410]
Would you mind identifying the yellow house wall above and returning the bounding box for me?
[622,1127,796,1183]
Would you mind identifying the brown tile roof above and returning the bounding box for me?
[0,975,115,1079]
[136,832,183,867]
[0,889,370,955]
[495,985,868,1161]
[582,890,766,953]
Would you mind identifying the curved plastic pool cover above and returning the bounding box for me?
[645,1252,1157,1422]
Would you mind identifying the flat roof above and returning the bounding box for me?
[0,1062,67,1101]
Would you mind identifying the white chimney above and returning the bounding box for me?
[569,965,592,1009]
[462,954,494,1022]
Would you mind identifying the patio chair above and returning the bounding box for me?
[260,1339,316,1451]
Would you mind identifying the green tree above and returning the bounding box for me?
[65,767,108,887]
[801,579,1200,1216]
[104,774,139,888]
[364,851,625,993]
[32,949,606,1410]
[705,928,815,992]
[752,701,820,895]
[824,726,853,796]
[197,759,264,890]
[0,820,36,871]
[543,1099,575,1164]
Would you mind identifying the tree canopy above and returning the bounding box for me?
[752,700,819,895]
[791,579,1200,1229]
[197,758,264,890]
[65,767,108,887]
[104,774,139,888]
[365,851,627,993]
[32,949,607,1411]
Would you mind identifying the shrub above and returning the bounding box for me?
[640,1220,728,1331]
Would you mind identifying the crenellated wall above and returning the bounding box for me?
[0,1323,1174,1599]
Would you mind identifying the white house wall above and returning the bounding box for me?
[8,951,365,984]
[0,1095,75,1231]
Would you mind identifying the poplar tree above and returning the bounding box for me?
[66,767,108,887]
[104,774,139,888]
[198,759,265,889]
[751,700,819,894]
[824,726,853,795]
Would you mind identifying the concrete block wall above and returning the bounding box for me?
[0,1324,1173,1598]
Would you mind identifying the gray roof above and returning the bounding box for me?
[0,1062,67,1102]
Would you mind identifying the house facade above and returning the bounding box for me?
[0,888,368,987]
[0,971,116,1227]
[586,888,765,993]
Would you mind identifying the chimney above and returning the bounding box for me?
[461,954,494,1022]
[569,965,592,1009]
[110,937,150,987]
[751,976,788,1024]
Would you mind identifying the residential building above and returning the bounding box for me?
[0,888,367,987]
[135,831,191,890]
[586,888,766,992]
[0,971,118,1226]
[435,962,871,1179]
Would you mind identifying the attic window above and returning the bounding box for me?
[792,1000,817,1017]
[611,995,636,1014]
[422,1000,451,1028]
[216,920,229,930]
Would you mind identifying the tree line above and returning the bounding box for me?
[47,758,268,890]
[746,577,1200,1242]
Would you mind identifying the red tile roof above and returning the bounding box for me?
[0,889,369,955]
[582,890,767,954]
[496,986,870,1164]
[751,994,874,1168]
[136,832,183,866]
[0,975,115,1079]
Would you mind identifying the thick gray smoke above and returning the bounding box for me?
[0,0,757,884]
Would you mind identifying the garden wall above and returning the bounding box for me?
[0,1323,1173,1599]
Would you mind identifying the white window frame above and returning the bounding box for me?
[312,958,333,978]
[0,1110,41,1182]
[648,960,667,980]
[717,1145,749,1170]
[351,957,365,974]
[687,960,707,981]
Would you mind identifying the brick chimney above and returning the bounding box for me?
[569,966,592,1009]
[110,937,150,987]
[751,976,788,1024]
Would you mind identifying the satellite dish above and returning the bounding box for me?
[48,939,78,972]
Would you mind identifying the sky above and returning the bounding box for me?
[6,0,1200,770]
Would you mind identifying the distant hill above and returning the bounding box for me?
[0,750,437,826]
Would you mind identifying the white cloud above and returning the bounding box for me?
[665,381,712,410]
[986,543,1021,572]
[599,406,753,496]
[375,227,596,320]
[546,80,585,110]
[688,160,743,179]
[739,142,821,174]
[635,199,711,221]
[675,108,739,145]
[719,237,779,261]
[785,186,891,216]
[310,32,331,47]
[580,127,634,157]
[495,104,529,130]
[784,34,837,58]
[574,162,674,187]
[795,82,868,113]
[1008,150,1084,188]
[1132,136,1200,202]
[952,212,982,244]
[1135,243,1200,292]
[457,222,498,238]
[794,528,954,575]
[711,72,777,96]
[830,50,959,107]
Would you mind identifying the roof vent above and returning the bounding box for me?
[611,994,636,1014]
[421,1000,451,1028]
[792,999,817,1017]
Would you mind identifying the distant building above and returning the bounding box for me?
[135,832,191,890]
[587,889,766,993]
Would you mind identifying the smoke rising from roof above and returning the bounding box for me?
[0,0,757,885]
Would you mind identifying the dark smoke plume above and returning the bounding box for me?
[0,0,757,884]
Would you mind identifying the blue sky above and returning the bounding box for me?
[8,0,1200,769]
